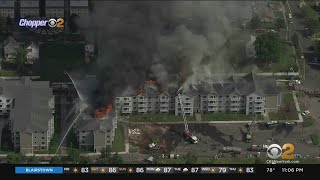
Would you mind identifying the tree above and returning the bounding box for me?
[27,156,40,164]
[110,153,124,164]
[68,14,80,33]
[250,14,261,29]
[305,18,320,34]
[275,18,286,30]
[254,32,283,63]
[50,156,63,164]
[79,156,92,164]
[0,15,7,34]
[184,152,198,164]
[7,153,27,164]
[14,47,27,75]
[67,148,81,163]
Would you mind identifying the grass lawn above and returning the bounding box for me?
[270,45,298,72]
[39,42,85,82]
[0,70,18,76]
[303,116,315,127]
[128,114,195,122]
[273,10,285,19]
[269,112,287,120]
[202,113,264,121]
[269,93,298,120]
[310,134,320,145]
[112,124,125,152]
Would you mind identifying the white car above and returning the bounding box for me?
[301,110,310,116]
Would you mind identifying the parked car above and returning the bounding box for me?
[283,121,298,127]
[266,121,279,127]
[301,110,310,116]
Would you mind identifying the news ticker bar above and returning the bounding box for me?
[15,166,255,174]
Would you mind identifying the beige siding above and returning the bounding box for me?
[20,132,33,154]
[94,130,106,152]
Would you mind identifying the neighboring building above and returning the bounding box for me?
[0,77,54,154]
[70,0,88,17]
[3,36,19,62]
[45,0,64,18]
[25,42,39,64]
[115,73,281,116]
[73,112,117,153]
[70,75,117,153]
[20,0,39,18]
[0,0,15,18]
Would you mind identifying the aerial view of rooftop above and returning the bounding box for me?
[0,0,320,176]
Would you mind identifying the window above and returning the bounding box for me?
[249,107,252,110]
[203,96,207,98]
[249,97,253,100]
[219,96,222,98]
[82,131,85,133]
[233,96,237,98]
[41,142,45,145]
[81,141,85,144]
[6,99,10,103]
[34,136,36,139]
[107,141,110,143]
[257,97,261,99]
[82,136,86,138]
[226,96,229,98]
[41,147,45,150]
[0,100,2,102]
[34,141,37,144]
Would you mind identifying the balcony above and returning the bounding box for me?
[207,96,216,101]
[137,98,147,102]
[160,108,169,113]
[138,103,147,107]
[160,103,169,108]
[255,98,264,103]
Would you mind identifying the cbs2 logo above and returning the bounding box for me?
[267,143,295,159]
[48,18,64,28]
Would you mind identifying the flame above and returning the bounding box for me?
[146,79,156,84]
[94,104,113,119]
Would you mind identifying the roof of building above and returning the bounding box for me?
[0,0,14,8]
[3,36,17,47]
[0,77,53,132]
[70,0,88,7]
[45,0,64,7]
[20,0,39,8]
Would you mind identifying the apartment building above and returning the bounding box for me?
[0,77,54,154]
[0,0,14,18]
[45,0,64,18]
[20,0,39,18]
[115,73,280,116]
[70,0,88,17]
[74,114,117,152]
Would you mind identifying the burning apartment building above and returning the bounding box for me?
[69,75,117,152]
[115,73,281,116]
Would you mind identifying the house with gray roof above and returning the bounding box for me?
[0,77,54,154]
[115,73,281,116]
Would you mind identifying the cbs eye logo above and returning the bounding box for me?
[267,143,295,159]
[48,18,64,28]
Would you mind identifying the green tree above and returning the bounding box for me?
[275,18,286,30]
[50,156,63,164]
[110,153,124,164]
[184,152,198,164]
[250,14,261,29]
[14,47,27,75]
[254,32,283,63]
[0,15,7,34]
[305,18,320,34]
[27,156,40,164]
[79,156,92,164]
[7,153,27,164]
[67,148,81,163]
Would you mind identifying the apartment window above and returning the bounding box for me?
[226,96,229,98]
[226,101,229,103]
[257,97,261,99]
[212,96,215,98]
[133,102,136,104]
[162,96,166,99]
[0,110,2,112]
[185,98,190,100]
[107,141,110,143]
[203,96,207,98]
[82,136,86,138]
[34,141,37,144]
[107,135,110,138]
[82,131,85,133]
[233,96,237,98]
[249,107,252,110]
[219,101,222,103]
[6,99,10,103]
[41,147,45,150]
[81,141,85,144]
[7,109,10,113]
[34,136,36,139]
[203,106,207,109]
[124,103,129,105]
[219,96,222,98]
[124,98,128,100]
[133,97,136,99]
[42,142,45,145]
[42,137,45,140]
[0,100,2,102]
[0,105,2,108]
[209,101,213,103]
[249,97,253,100]
[140,97,144,99]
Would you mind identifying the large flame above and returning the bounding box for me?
[146,79,156,84]
[94,104,113,119]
